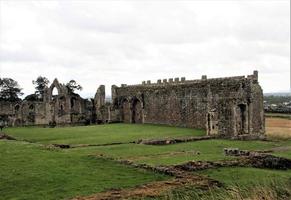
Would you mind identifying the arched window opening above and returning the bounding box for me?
[15,105,20,112]
[52,87,59,96]
[29,104,34,110]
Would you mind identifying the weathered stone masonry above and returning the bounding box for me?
[111,71,265,137]
[0,71,265,138]
[0,79,94,126]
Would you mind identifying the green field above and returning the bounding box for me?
[1,124,291,199]
[162,167,291,200]
[265,112,291,119]
[6,124,204,145]
[0,140,168,200]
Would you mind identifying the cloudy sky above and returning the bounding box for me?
[0,0,290,98]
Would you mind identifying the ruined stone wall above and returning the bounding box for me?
[112,71,265,137]
[0,73,265,135]
[0,100,46,126]
[0,78,94,126]
[0,101,16,116]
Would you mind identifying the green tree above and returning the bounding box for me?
[24,94,39,101]
[32,76,50,99]
[0,78,23,101]
[66,80,82,94]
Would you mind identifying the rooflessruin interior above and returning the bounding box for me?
[0,71,265,138]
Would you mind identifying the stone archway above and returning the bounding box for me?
[48,79,62,101]
[14,105,20,113]
[52,87,59,96]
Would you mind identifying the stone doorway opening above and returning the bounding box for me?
[237,104,247,134]
[132,99,142,124]
[121,100,131,123]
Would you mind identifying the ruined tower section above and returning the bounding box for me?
[42,79,92,125]
[112,71,265,138]
[94,85,106,123]
[43,79,71,124]
[247,71,265,136]
[204,71,265,138]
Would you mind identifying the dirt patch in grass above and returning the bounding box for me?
[72,165,221,200]
[271,146,291,152]
[73,175,220,200]
[72,156,222,200]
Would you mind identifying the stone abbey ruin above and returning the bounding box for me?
[0,71,265,138]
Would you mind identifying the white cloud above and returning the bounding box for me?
[0,0,290,98]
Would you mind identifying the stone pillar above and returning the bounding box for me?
[248,102,253,134]
[107,106,111,122]
[232,105,238,136]
[129,101,133,123]
[111,85,117,100]
[94,85,105,108]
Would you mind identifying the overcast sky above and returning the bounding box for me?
[0,0,290,98]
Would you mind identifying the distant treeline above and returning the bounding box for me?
[0,76,82,102]
[264,95,291,104]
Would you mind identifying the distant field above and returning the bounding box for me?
[1,122,291,199]
[266,117,291,139]
[265,112,291,119]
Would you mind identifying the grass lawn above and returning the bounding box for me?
[2,122,291,199]
[272,151,291,159]
[68,139,281,166]
[199,167,291,187]
[0,140,168,200]
[159,168,291,200]
[5,124,205,145]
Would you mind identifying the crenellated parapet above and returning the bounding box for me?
[118,71,259,89]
